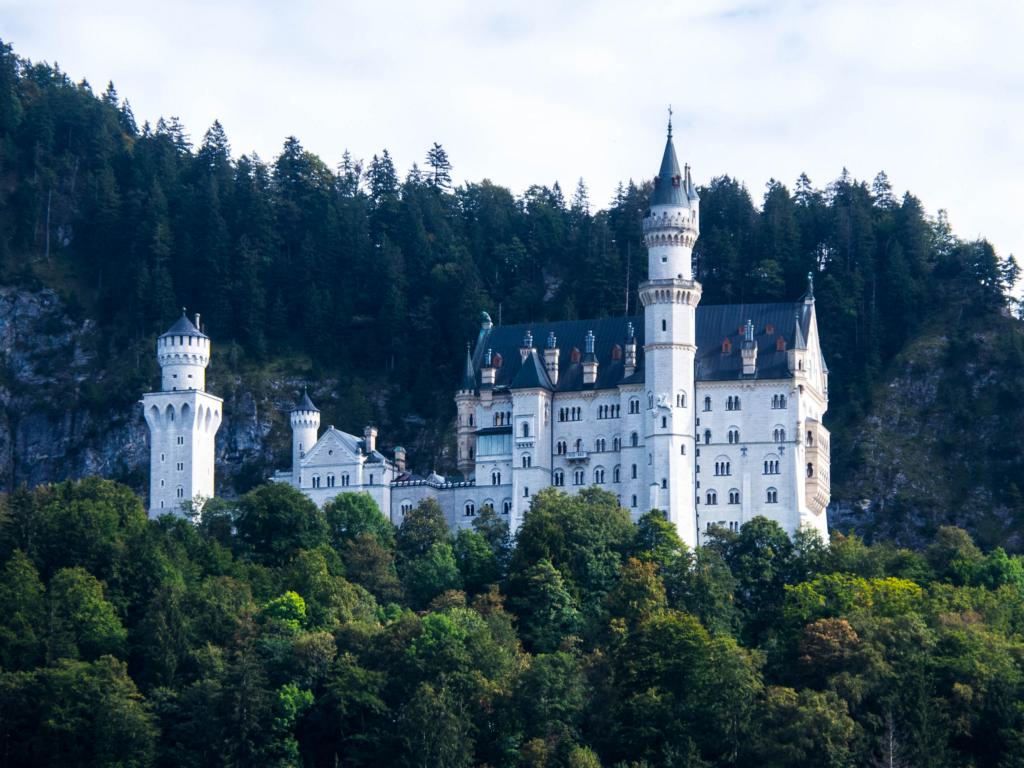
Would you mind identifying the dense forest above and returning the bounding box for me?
[5,478,1024,767]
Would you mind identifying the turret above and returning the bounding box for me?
[582,330,598,385]
[290,389,320,485]
[544,331,560,386]
[394,446,407,473]
[741,319,758,376]
[455,344,478,477]
[157,310,210,391]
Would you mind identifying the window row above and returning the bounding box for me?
[702,487,777,505]
[552,465,623,486]
[493,410,512,426]
[701,394,789,411]
[311,473,353,488]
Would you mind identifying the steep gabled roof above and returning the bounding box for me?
[650,133,688,207]
[510,349,553,390]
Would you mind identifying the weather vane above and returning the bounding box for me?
[667,104,673,137]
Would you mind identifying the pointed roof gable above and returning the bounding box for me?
[510,349,553,390]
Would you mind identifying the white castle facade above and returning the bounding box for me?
[144,127,831,547]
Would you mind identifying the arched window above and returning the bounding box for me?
[773,427,786,443]
[613,436,621,451]
[662,319,667,332]
[661,478,668,489]
[492,471,501,485]
[342,473,350,487]
[706,490,718,505]
[763,456,780,475]
[729,489,740,505]
[631,432,639,447]
[503,499,512,514]
[522,422,530,438]
[661,416,667,428]
[312,475,321,488]
[465,502,476,517]
[704,429,712,444]
[631,494,637,508]
[728,428,740,444]
[703,396,712,412]
[557,440,567,455]
[575,438,583,452]
[574,469,585,486]
[613,465,621,483]
[807,463,814,478]
[176,487,184,498]
[766,487,778,503]
[553,469,564,486]
[522,454,531,468]
[648,393,654,409]
[629,398,640,414]
[401,501,413,514]
[595,467,605,484]
[714,459,731,476]
[676,392,687,408]
[327,473,336,488]
[596,437,606,452]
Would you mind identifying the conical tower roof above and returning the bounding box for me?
[460,344,476,391]
[292,388,319,413]
[650,124,687,208]
[160,309,207,339]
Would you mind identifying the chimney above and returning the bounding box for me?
[624,322,637,377]
[741,319,758,376]
[393,446,406,472]
[544,331,559,386]
[363,426,378,453]
[520,330,534,362]
[582,330,599,385]
[481,348,496,387]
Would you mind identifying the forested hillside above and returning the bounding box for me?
[5,478,1024,767]
[0,39,1021,545]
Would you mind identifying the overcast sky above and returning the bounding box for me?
[3,0,1021,260]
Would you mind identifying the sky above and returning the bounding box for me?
[2,0,1022,260]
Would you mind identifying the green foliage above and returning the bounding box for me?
[324,492,394,549]
[47,566,127,661]
[233,483,327,565]
[2,477,1024,766]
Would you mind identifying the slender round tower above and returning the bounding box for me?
[290,390,320,486]
[639,115,702,546]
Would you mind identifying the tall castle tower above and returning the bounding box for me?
[640,117,701,544]
[142,311,222,516]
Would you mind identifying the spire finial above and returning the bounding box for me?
[667,105,673,138]
[807,271,815,299]
[181,306,187,316]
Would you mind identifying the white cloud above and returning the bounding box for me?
[2,0,1021,258]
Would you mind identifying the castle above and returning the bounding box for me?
[143,124,831,547]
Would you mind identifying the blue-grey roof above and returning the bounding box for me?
[510,349,553,390]
[160,312,207,339]
[650,134,688,207]
[293,389,319,412]
[465,301,814,391]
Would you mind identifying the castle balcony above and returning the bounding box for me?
[565,450,590,463]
